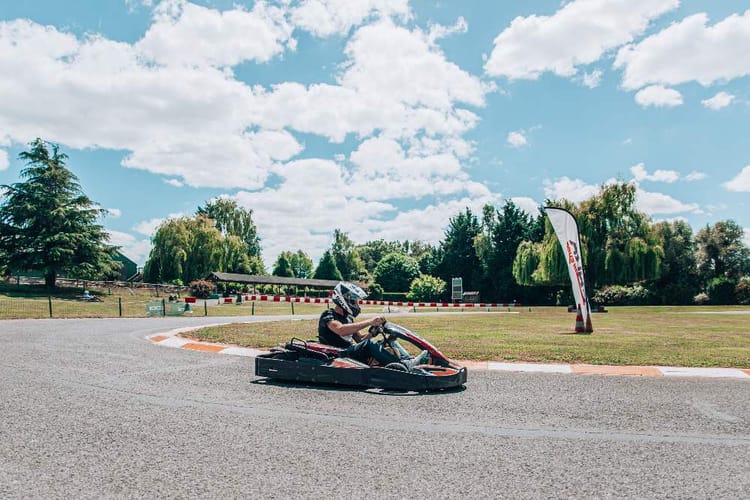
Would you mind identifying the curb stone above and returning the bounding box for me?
[148,326,750,380]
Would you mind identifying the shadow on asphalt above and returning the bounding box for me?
[251,378,466,397]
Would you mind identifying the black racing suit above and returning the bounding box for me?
[318,308,401,365]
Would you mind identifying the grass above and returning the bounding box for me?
[0,282,331,318]
[183,306,750,368]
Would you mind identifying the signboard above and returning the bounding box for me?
[146,301,163,316]
[451,277,463,302]
[146,301,188,316]
[546,207,593,333]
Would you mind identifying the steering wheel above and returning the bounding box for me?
[368,321,396,347]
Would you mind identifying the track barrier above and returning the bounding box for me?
[202,294,522,309]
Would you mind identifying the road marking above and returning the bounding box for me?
[488,362,572,373]
[656,366,750,379]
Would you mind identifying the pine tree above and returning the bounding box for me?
[0,139,117,288]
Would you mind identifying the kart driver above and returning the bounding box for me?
[319,282,429,370]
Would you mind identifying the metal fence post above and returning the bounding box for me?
[161,298,166,316]
[251,301,255,315]
[204,301,207,316]
[291,301,295,315]
[118,297,123,317]
[48,296,52,318]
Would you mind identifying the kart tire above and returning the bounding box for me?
[384,362,407,372]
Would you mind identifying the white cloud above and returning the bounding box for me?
[339,19,490,113]
[0,18,306,190]
[232,157,498,267]
[132,212,186,237]
[0,149,8,170]
[509,197,541,217]
[581,69,603,89]
[0,15,490,194]
[723,165,750,192]
[630,163,679,183]
[106,208,122,218]
[636,189,700,215]
[136,0,294,67]
[506,131,527,148]
[701,91,736,110]
[634,85,683,107]
[126,0,153,11]
[615,11,750,90]
[163,178,184,188]
[685,171,707,181]
[427,16,468,45]
[348,136,487,201]
[291,0,410,38]
[543,176,603,203]
[484,0,678,80]
[106,230,152,265]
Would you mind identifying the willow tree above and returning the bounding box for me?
[197,198,261,258]
[513,182,662,290]
[144,216,223,284]
[0,139,117,288]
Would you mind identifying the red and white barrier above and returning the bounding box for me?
[190,294,521,308]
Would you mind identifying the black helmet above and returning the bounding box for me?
[332,282,366,317]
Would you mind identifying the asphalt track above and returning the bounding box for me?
[1,317,749,499]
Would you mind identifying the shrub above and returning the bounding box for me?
[592,284,654,306]
[736,277,750,305]
[367,283,384,300]
[373,252,420,292]
[406,274,446,302]
[693,292,710,305]
[189,279,214,299]
[707,277,736,305]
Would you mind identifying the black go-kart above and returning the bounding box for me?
[254,321,467,392]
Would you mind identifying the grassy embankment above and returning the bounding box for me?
[184,306,750,368]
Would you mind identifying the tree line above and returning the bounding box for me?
[2,140,748,304]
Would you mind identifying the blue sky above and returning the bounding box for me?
[1,0,749,268]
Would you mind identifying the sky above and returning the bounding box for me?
[1,0,749,269]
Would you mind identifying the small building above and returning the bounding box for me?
[462,291,480,303]
[113,251,139,282]
[206,272,366,296]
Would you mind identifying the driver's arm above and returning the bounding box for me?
[327,316,385,339]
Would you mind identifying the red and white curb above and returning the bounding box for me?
[190,293,522,309]
[148,327,750,380]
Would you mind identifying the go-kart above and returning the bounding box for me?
[254,321,467,392]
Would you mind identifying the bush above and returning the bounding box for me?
[707,277,736,305]
[693,292,710,305]
[373,253,420,292]
[367,283,384,300]
[736,277,750,305]
[592,284,654,306]
[406,274,446,302]
[189,279,214,299]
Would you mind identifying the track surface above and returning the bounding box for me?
[1,317,749,499]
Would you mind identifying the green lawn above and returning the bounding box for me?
[184,306,750,368]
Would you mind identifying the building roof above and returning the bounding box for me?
[207,272,364,289]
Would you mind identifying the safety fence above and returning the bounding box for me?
[0,294,522,320]
[233,293,521,309]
